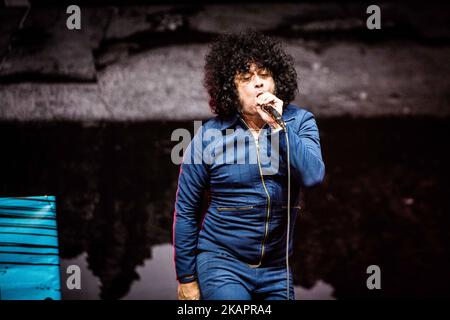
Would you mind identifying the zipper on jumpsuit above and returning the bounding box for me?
[240,118,271,268]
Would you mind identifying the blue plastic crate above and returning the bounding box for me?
[0,195,61,300]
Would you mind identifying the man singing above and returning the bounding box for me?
[173,31,325,300]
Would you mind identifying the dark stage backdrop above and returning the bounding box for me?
[0,1,449,299]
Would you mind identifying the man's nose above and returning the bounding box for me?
[254,75,264,88]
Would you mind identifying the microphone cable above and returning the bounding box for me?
[284,125,291,300]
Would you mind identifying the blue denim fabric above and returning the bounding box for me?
[196,250,294,300]
[173,104,325,284]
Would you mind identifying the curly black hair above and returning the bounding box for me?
[204,30,298,119]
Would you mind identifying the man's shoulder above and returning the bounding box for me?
[284,104,315,120]
[202,114,238,131]
[190,117,226,142]
[202,116,221,129]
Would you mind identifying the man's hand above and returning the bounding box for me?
[178,280,201,300]
[255,92,283,129]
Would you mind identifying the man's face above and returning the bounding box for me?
[234,63,276,116]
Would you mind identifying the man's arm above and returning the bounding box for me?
[279,110,325,186]
[173,128,208,299]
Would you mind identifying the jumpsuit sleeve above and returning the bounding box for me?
[172,128,209,283]
[279,110,325,187]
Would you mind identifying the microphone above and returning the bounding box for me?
[261,104,286,131]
